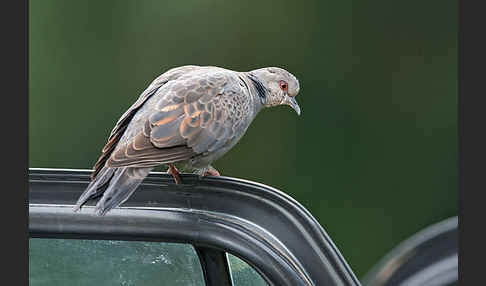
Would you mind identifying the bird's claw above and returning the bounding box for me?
[202,166,221,177]
[167,164,182,184]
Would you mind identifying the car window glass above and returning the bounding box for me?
[29,238,205,286]
[227,253,268,286]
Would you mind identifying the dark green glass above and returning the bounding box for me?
[227,253,268,286]
[29,238,205,286]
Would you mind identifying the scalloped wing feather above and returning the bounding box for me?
[104,69,251,169]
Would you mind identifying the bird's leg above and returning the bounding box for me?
[202,165,221,177]
[166,163,181,184]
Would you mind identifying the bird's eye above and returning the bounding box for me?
[279,81,288,91]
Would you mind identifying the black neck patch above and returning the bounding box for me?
[248,75,267,100]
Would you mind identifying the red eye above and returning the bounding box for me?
[279,81,288,91]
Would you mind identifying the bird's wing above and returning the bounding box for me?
[105,71,250,168]
[92,65,201,179]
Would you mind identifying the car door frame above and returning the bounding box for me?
[29,168,362,286]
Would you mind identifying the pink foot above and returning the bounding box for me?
[166,164,181,184]
[202,166,221,177]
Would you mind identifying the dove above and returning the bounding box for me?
[73,65,301,215]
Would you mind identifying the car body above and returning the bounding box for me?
[29,168,457,286]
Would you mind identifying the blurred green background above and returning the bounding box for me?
[29,0,457,279]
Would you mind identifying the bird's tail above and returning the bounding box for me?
[73,166,152,216]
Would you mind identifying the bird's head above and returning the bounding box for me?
[248,67,301,115]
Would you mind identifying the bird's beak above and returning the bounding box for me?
[285,96,301,116]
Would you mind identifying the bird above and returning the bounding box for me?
[73,65,301,215]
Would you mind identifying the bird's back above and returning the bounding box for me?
[109,67,260,168]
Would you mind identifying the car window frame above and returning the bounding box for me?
[29,168,362,286]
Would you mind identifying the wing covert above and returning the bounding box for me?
[105,69,252,169]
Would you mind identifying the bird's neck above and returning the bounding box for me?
[238,73,265,120]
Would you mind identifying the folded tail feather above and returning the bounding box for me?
[73,166,152,215]
[73,167,116,212]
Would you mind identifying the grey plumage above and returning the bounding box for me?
[74,65,301,215]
